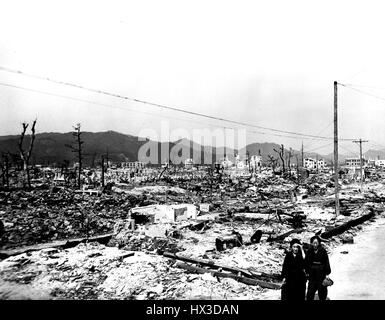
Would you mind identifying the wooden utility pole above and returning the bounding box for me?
[65,123,84,189]
[5,155,9,187]
[223,127,227,161]
[353,139,368,188]
[334,81,340,216]
[101,155,105,188]
[301,141,304,168]
[106,148,109,169]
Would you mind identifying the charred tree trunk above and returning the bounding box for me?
[273,144,285,173]
[268,155,278,171]
[101,155,105,188]
[18,120,37,188]
[65,123,84,190]
[287,148,293,177]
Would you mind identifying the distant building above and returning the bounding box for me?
[121,161,146,169]
[53,173,65,186]
[184,158,194,169]
[220,156,233,168]
[345,158,367,167]
[303,158,326,171]
[235,160,248,170]
[303,158,317,170]
[317,159,326,170]
[368,159,376,167]
[234,154,252,170]
[375,159,385,168]
[249,155,262,172]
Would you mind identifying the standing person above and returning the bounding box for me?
[281,239,307,300]
[305,235,331,300]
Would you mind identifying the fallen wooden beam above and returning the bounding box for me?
[267,228,304,242]
[65,233,114,247]
[175,262,281,290]
[0,240,67,260]
[321,210,376,239]
[0,233,114,260]
[163,251,254,277]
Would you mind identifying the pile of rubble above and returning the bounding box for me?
[1,169,385,300]
[0,189,147,249]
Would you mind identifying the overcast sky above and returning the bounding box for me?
[1,0,385,155]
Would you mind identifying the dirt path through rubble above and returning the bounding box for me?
[328,216,385,300]
[257,215,385,300]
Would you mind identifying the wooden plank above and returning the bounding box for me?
[175,262,281,290]
[267,228,304,242]
[0,240,67,259]
[0,233,114,259]
[321,210,375,239]
[163,251,253,278]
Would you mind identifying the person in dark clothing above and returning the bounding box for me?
[305,235,331,300]
[281,239,307,300]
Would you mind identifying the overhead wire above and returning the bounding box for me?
[0,65,356,141]
[339,83,385,103]
[0,80,359,145]
[305,142,334,153]
[303,121,333,150]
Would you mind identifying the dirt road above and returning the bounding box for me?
[329,217,385,300]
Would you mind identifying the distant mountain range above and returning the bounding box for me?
[0,131,383,166]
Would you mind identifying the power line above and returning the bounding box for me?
[0,81,239,131]
[344,83,385,91]
[339,144,358,156]
[353,139,369,186]
[340,83,385,103]
[369,140,385,150]
[246,129,334,141]
[0,65,354,141]
[303,121,333,150]
[305,142,334,153]
[0,81,353,143]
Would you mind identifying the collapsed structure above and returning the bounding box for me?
[1,164,385,300]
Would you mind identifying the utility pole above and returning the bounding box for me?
[223,127,227,161]
[353,138,368,188]
[101,155,105,188]
[301,141,304,168]
[106,148,109,169]
[334,81,340,217]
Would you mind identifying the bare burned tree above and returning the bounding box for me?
[246,150,250,172]
[106,148,109,169]
[273,144,285,173]
[101,155,105,188]
[66,123,84,189]
[0,158,5,187]
[91,152,97,168]
[18,119,37,188]
[294,153,302,185]
[286,147,293,177]
[267,155,278,170]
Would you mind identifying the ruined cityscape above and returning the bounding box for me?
[2,0,385,303]
[1,117,385,300]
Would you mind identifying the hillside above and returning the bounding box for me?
[0,131,372,166]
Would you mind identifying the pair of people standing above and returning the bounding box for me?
[281,235,331,300]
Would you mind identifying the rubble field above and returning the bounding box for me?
[1,171,385,300]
